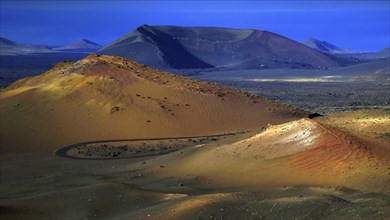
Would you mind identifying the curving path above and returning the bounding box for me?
[55,132,245,160]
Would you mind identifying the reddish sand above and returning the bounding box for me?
[160,111,389,193]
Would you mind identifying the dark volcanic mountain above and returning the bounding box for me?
[54,39,103,52]
[99,25,345,69]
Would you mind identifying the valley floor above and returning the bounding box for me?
[191,66,389,115]
[200,80,390,115]
[1,149,389,220]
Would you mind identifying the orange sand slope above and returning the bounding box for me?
[158,110,389,192]
[0,54,305,152]
[317,109,390,162]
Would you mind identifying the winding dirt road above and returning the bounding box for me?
[55,132,245,160]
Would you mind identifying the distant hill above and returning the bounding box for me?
[0,37,54,55]
[375,46,390,58]
[302,38,355,54]
[338,47,390,60]
[0,37,16,46]
[0,37,103,55]
[303,38,389,60]
[53,39,102,52]
[99,25,349,70]
[348,59,390,83]
[0,37,99,86]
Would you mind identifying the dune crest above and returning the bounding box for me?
[164,112,389,192]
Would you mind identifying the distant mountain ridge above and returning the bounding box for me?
[54,39,103,52]
[303,37,389,60]
[0,37,102,55]
[0,37,16,46]
[99,25,355,70]
[302,38,355,54]
[0,37,53,55]
[375,46,390,58]
[334,46,389,60]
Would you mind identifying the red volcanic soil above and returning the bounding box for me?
[162,113,389,193]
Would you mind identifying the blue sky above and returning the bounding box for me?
[0,0,389,51]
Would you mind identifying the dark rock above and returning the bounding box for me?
[308,113,323,119]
